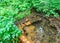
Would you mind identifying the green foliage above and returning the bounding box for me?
[0,16,22,43]
[0,0,31,11]
[0,0,31,43]
[15,9,30,21]
[0,0,60,43]
[32,0,60,17]
[0,0,31,20]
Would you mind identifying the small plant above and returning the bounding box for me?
[0,16,22,43]
[0,0,31,43]
[32,0,60,17]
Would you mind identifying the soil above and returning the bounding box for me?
[15,10,60,43]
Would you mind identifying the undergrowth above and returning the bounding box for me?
[32,0,60,17]
[0,0,60,43]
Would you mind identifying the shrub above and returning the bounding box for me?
[32,0,60,17]
[0,16,22,43]
[0,0,31,43]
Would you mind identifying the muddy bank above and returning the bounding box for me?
[15,11,60,43]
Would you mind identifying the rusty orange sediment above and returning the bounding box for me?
[19,35,34,43]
